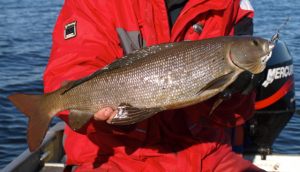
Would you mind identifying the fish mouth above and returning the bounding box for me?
[261,42,275,64]
[260,51,272,64]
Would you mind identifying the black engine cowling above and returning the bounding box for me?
[244,40,296,155]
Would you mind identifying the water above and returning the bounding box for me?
[0,0,63,168]
[0,0,300,169]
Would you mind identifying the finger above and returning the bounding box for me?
[106,110,118,124]
[94,107,114,121]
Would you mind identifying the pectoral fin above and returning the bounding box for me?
[110,104,162,125]
[69,110,93,130]
[209,99,224,116]
[196,72,240,116]
[197,71,236,96]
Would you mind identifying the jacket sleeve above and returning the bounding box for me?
[43,0,123,122]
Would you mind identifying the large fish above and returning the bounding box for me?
[8,36,274,151]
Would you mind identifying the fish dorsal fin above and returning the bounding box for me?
[61,80,77,94]
[61,80,73,87]
[60,68,111,95]
[103,42,181,71]
[110,103,163,125]
[61,42,181,95]
[69,110,93,131]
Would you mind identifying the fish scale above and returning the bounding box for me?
[61,40,228,111]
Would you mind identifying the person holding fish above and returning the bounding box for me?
[9,0,272,171]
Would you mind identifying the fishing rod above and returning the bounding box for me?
[270,17,290,43]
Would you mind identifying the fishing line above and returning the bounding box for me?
[270,17,290,43]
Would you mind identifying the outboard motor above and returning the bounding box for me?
[243,40,296,158]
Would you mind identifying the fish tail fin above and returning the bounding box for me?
[8,94,54,152]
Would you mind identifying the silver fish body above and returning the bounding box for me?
[8,36,274,151]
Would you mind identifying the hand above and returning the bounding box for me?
[94,107,118,123]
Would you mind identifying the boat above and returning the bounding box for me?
[2,122,66,172]
[3,121,300,172]
[3,40,299,172]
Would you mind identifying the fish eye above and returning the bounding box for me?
[252,40,259,46]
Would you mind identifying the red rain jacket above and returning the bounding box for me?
[44,0,263,171]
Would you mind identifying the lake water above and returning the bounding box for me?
[0,0,299,169]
